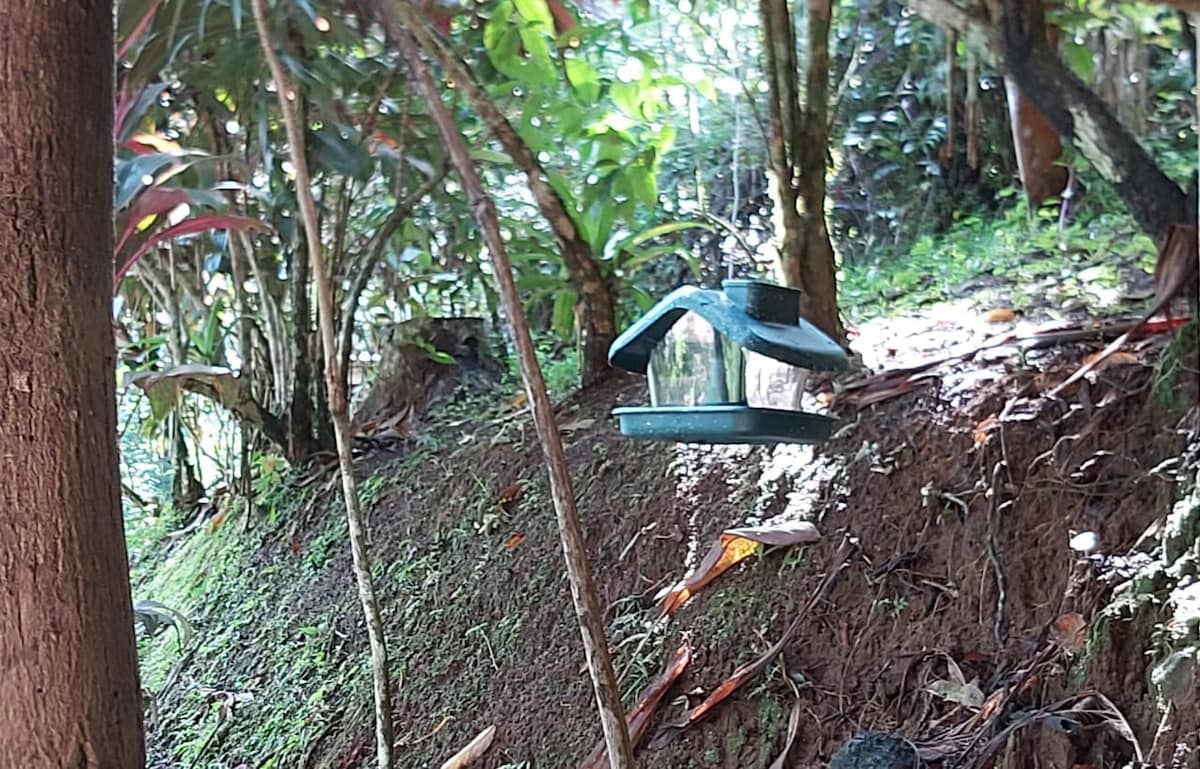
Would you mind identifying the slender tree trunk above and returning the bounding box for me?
[382,0,618,386]
[760,0,846,343]
[0,3,145,766]
[375,9,637,767]
[288,240,321,460]
[797,0,845,342]
[338,169,447,402]
[250,4,397,769]
[239,229,291,412]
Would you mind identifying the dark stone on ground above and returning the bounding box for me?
[830,732,918,769]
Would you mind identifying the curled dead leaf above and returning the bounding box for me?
[973,415,998,446]
[577,642,693,769]
[984,308,1017,323]
[660,521,821,616]
[503,533,525,550]
[925,656,984,709]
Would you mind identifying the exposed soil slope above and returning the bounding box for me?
[137,335,1198,769]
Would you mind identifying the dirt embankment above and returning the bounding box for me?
[140,360,1197,769]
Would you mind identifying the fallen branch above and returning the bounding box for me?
[1051,224,1198,395]
[831,314,1193,409]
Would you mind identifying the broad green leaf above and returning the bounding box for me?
[611,81,643,117]
[693,76,717,101]
[115,153,182,211]
[126,364,245,425]
[582,197,616,254]
[551,289,577,338]
[512,0,554,30]
[628,220,711,247]
[1063,42,1094,82]
[471,148,515,165]
[309,126,374,181]
[619,244,689,271]
[517,27,557,85]
[628,284,657,311]
[624,165,657,207]
[545,169,579,212]
[564,58,601,104]
[414,337,456,365]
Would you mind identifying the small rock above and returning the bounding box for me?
[830,732,917,769]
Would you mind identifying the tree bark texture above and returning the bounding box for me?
[999,0,1191,240]
[251,3,397,768]
[1004,77,1068,206]
[380,0,618,386]
[1003,22,1067,207]
[375,7,637,766]
[0,3,145,768]
[288,234,321,460]
[760,0,846,344]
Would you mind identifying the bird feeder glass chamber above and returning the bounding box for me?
[608,280,848,444]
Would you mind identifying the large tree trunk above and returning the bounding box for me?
[0,3,145,767]
[999,0,1191,240]
[760,0,846,344]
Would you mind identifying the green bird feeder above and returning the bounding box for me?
[608,279,848,444]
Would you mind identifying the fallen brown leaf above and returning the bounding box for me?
[495,482,523,513]
[438,725,496,769]
[984,308,1017,323]
[651,536,858,748]
[769,662,804,769]
[1049,612,1087,653]
[974,415,999,446]
[660,521,821,616]
[503,533,525,550]
[1081,350,1140,370]
[577,642,693,769]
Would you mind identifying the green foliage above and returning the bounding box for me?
[838,195,1157,318]
[1152,319,1200,412]
[507,334,581,400]
[251,451,297,526]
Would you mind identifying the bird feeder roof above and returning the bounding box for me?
[608,281,849,374]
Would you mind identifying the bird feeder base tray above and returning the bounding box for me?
[612,405,836,445]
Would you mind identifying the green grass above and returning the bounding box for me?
[837,196,1157,319]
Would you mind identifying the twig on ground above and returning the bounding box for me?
[983,462,1008,654]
